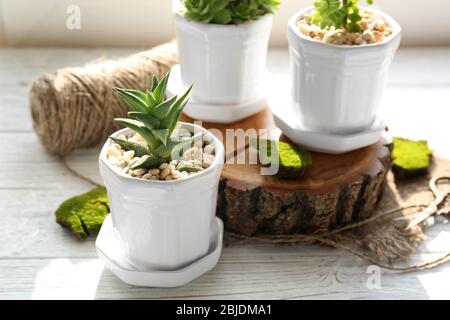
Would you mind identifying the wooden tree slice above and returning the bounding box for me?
[181,109,393,236]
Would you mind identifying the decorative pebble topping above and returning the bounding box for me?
[297,9,393,45]
[106,132,216,181]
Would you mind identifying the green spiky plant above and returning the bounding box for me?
[312,0,373,32]
[182,0,280,25]
[111,72,196,170]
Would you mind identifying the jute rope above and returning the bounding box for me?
[61,156,102,188]
[30,42,178,155]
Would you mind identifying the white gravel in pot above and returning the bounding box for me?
[297,9,393,46]
[106,132,216,181]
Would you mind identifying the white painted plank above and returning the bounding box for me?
[0,132,102,190]
[2,208,449,258]
[1,254,449,300]
[0,86,32,132]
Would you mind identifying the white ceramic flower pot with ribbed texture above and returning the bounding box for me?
[174,13,273,105]
[288,7,401,134]
[99,122,224,271]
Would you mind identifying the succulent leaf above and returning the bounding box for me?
[230,0,260,24]
[312,0,374,32]
[152,95,178,120]
[168,99,190,138]
[112,71,195,170]
[154,135,196,160]
[127,112,161,130]
[151,76,159,92]
[131,155,166,170]
[177,162,203,173]
[110,137,149,157]
[161,85,193,135]
[113,88,149,113]
[153,139,180,159]
[151,129,170,146]
[114,118,159,150]
[153,71,170,103]
[212,0,231,11]
[258,0,281,14]
[212,9,232,24]
[146,89,158,108]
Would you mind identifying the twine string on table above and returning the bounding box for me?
[61,156,102,188]
[29,42,178,156]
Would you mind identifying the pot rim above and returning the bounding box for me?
[99,121,224,185]
[288,6,401,49]
[174,12,273,32]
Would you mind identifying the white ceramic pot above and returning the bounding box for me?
[288,7,401,134]
[174,13,273,105]
[99,122,224,271]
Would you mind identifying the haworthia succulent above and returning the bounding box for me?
[110,137,149,157]
[111,72,193,169]
[114,88,149,113]
[131,155,166,170]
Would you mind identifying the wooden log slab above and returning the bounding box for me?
[181,108,393,236]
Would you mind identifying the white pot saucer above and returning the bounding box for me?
[167,64,267,124]
[270,98,385,154]
[96,215,223,287]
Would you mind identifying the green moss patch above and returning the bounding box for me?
[392,137,433,179]
[55,187,109,240]
[253,138,312,179]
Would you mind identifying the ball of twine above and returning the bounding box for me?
[29,41,178,155]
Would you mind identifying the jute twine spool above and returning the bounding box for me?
[29,41,178,155]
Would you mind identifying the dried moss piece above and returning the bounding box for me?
[392,137,433,179]
[55,187,109,240]
[254,139,312,179]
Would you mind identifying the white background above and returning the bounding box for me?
[1,0,450,48]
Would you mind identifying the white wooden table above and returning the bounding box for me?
[1,47,450,300]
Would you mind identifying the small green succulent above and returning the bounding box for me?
[112,72,196,170]
[182,0,280,25]
[312,0,373,32]
[229,0,261,24]
[183,0,233,24]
